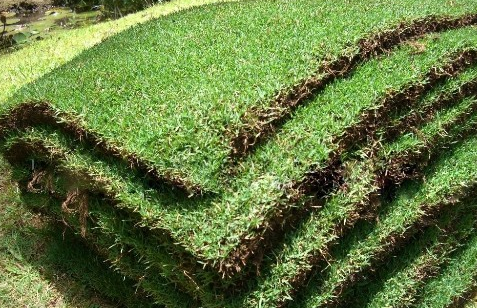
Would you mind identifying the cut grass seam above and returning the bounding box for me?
[229,13,477,159]
[0,102,205,196]
[219,48,477,279]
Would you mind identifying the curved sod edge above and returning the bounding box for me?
[2,136,219,292]
[17,189,200,308]
[8,82,477,308]
[228,13,477,159]
[0,102,205,196]
[292,137,477,308]
[414,230,477,308]
[230,95,477,307]
[217,48,477,278]
[1,48,476,283]
[348,203,477,308]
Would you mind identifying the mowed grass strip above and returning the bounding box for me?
[5,1,477,192]
[216,79,477,308]
[343,200,477,308]
[4,27,477,280]
[414,230,477,308]
[290,132,477,308]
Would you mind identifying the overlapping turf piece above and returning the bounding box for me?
[16,190,199,308]
[212,76,477,307]
[4,26,477,283]
[6,69,477,308]
[291,131,477,308]
[215,29,477,275]
[3,2,477,306]
[4,1,477,192]
[342,200,477,307]
[414,231,477,308]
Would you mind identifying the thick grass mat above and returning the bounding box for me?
[414,231,477,308]
[337,200,477,307]
[290,134,477,308]
[4,72,477,307]
[3,1,477,192]
[3,26,477,281]
[8,109,477,307]
[3,1,477,306]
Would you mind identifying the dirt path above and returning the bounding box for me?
[0,0,54,12]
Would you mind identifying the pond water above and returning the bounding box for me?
[1,7,102,54]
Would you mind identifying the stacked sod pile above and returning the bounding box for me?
[2,0,477,307]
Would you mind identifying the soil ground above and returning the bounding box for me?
[0,0,54,12]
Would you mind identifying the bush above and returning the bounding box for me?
[56,0,163,16]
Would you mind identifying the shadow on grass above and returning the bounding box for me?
[0,156,159,308]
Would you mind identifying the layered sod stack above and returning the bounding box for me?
[2,0,477,307]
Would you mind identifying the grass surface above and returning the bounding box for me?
[415,230,477,308]
[3,0,477,307]
[292,133,477,308]
[6,26,477,271]
[6,0,477,192]
[5,37,477,308]
[216,68,477,308]
[0,0,230,306]
[344,200,477,307]
[0,0,233,104]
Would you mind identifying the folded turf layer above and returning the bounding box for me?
[414,230,477,308]
[28,221,164,308]
[17,191,199,308]
[4,1,477,192]
[211,78,477,307]
[290,131,477,308]
[8,61,477,308]
[2,127,231,298]
[4,26,477,281]
[208,27,477,275]
[342,200,477,308]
